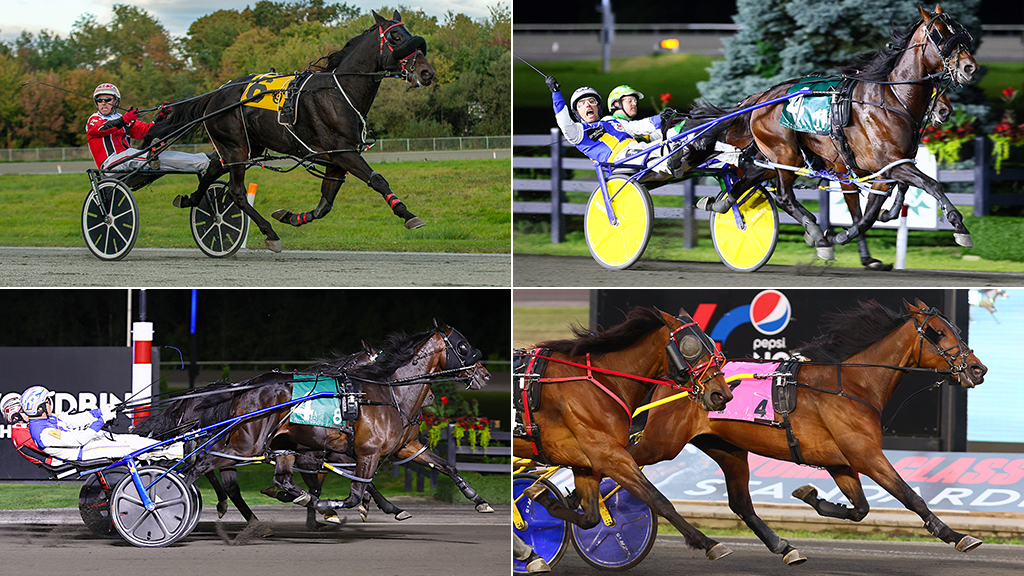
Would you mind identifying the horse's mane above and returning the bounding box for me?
[318,329,436,382]
[836,19,919,81]
[309,25,375,71]
[794,300,908,363]
[537,307,665,357]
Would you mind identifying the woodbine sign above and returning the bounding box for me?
[647,445,1024,514]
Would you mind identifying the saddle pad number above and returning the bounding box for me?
[242,74,294,111]
[291,375,342,428]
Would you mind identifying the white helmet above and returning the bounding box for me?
[570,86,602,121]
[21,386,53,416]
[93,83,121,101]
[2,396,23,423]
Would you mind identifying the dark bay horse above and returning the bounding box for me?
[698,5,977,262]
[629,299,988,563]
[143,11,435,252]
[513,307,736,561]
[154,321,490,520]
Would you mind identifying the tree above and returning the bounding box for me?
[698,0,986,116]
[183,10,254,72]
[0,55,26,147]
[15,72,67,147]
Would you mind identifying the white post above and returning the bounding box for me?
[131,321,154,424]
[895,205,909,270]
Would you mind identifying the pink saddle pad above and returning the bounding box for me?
[708,360,780,424]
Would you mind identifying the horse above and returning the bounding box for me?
[513,307,737,561]
[968,288,1009,324]
[144,320,491,524]
[695,5,977,262]
[629,299,988,564]
[142,11,435,252]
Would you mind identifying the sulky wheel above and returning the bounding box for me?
[79,466,129,537]
[710,184,780,272]
[82,179,139,261]
[513,474,571,574]
[183,483,203,538]
[571,477,657,571]
[584,177,653,270]
[110,465,195,547]
[190,181,249,258]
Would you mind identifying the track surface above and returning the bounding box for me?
[513,254,1024,287]
[0,246,510,287]
[0,502,507,574]
[552,534,1024,575]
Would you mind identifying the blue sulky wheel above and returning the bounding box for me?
[190,180,249,258]
[571,477,658,571]
[513,474,570,574]
[110,465,196,547]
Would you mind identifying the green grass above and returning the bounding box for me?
[0,465,509,510]
[513,306,589,348]
[0,159,509,253]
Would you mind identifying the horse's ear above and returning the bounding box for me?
[918,3,932,22]
[393,10,401,21]
[934,4,944,14]
[903,299,921,314]
[677,307,693,320]
[653,307,676,328]
[361,339,374,354]
[915,298,929,309]
[433,317,450,332]
[372,10,387,26]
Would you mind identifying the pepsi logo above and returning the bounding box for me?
[749,290,791,335]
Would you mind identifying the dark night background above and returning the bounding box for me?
[512,0,1022,23]
[0,289,510,364]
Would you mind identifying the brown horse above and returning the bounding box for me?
[698,5,977,262]
[513,307,736,561]
[629,299,988,564]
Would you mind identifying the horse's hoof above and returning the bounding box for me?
[803,232,814,247]
[783,549,808,565]
[217,499,229,519]
[475,503,495,513]
[711,197,734,214]
[266,239,282,252]
[270,209,290,223]
[404,217,426,229]
[956,535,983,552]
[792,485,818,502]
[696,197,714,211]
[525,556,552,573]
[172,195,188,208]
[522,483,546,500]
[816,245,835,261]
[394,511,412,521]
[954,233,973,248]
[293,493,312,506]
[322,510,341,524]
[863,259,893,272]
[260,486,279,498]
[706,542,733,561]
[254,523,274,538]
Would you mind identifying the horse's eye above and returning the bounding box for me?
[390,31,402,43]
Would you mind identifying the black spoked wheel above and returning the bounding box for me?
[110,466,195,547]
[82,179,139,261]
[190,181,248,258]
[79,466,129,537]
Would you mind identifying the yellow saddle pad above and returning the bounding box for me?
[241,73,296,111]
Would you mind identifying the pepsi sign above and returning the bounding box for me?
[749,290,791,335]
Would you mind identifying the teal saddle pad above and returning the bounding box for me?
[290,374,342,428]
[779,77,842,135]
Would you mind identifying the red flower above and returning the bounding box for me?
[660,93,672,105]
[1003,87,1016,100]
[440,396,448,405]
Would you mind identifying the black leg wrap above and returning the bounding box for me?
[744,516,788,554]
[456,478,478,501]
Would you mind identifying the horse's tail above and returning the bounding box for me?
[141,91,219,148]
[131,397,190,439]
[687,94,761,149]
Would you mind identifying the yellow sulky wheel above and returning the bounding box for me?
[584,176,653,270]
[710,185,779,272]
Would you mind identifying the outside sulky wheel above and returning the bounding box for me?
[82,179,139,261]
[111,465,195,547]
[710,184,780,272]
[571,477,657,571]
[513,474,571,574]
[79,466,129,537]
[584,176,653,270]
[190,181,249,258]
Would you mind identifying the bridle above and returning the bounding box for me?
[896,13,974,87]
[376,19,428,73]
[666,317,727,405]
[396,50,428,84]
[911,306,975,386]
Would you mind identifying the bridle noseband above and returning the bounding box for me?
[377,20,428,74]
[667,318,726,404]
[912,307,974,385]
[920,13,974,86]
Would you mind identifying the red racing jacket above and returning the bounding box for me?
[86,112,153,168]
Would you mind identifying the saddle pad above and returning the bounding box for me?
[708,360,781,424]
[780,77,842,136]
[290,375,341,428]
[241,73,296,112]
